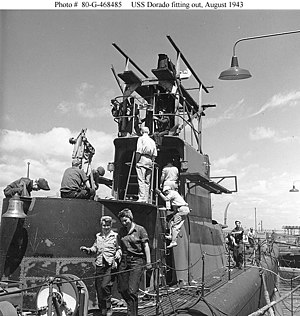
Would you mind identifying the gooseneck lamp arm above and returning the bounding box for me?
[232,29,300,57]
[219,29,300,80]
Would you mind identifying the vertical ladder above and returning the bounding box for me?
[124,151,136,200]
[125,152,159,203]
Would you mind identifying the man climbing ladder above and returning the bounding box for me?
[156,186,190,248]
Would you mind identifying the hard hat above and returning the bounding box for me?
[163,185,171,192]
[37,178,50,190]
[97,166,105,176]
[72,158,82,167]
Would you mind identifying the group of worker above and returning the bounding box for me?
[2,126,189,316]
[3,159,107,201]
[3,125,190,252]
[111,98,183,141]
[80,209,151,316]
[135,125,190,248]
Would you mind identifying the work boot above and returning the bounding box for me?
[107,308,113,316]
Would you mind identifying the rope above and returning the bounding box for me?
[0,260,160,297]
[248,284,300,316]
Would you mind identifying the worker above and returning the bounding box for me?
[117,208,151,316]
[153,110,170,149]
[135,126,157,203]
[230,220,244,269]
[4,177,50,198]
[91,166,113,190]
[60,158,95,199]
[80,216,121,316]
[247,227,255,248]
[155,186,190,248]
[160,160,179,190]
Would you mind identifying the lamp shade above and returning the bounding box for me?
[219,56,252,80]
[289,185,299,193]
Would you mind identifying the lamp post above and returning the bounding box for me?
[27,161,30,178]
[289,180,300,193]
[219,29,300,80]
[254,207,257,233]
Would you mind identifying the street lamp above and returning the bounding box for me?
[219,29,300,80]
[289,180,300,193]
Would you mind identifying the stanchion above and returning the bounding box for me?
[243,242,246,269]
[291,277,294,316]
[228,248,231,280]
[201,254,205,296]
[155,262,160,316]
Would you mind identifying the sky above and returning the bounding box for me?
[1,7,300,230]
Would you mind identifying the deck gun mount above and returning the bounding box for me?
[69,128,113,190]
[69,128,95,167]
[69,128,97,189]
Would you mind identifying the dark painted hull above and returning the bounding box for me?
[182,255,279,316]
[0,197,279,315]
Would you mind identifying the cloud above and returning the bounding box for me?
[275,135,300,143]
[56,82,114,118]
[249,126,300,143]
[203,99,247,129]
[1,114,14,122]
[250,90,300,117]
[0,128,74,160]
[212,153,239,169]
[204,90,300,130]
[249,126,275,140]
[0,127,114,199]
[76,82,94,99]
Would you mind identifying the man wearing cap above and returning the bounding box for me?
[4,177,50,198]
[60,158,95,199]
[135,126,157,203]
[80,216,121,316]
[156,186,190,248]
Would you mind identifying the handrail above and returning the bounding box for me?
[166,35,209,93]
[112,112,200,142]
[112,42,149,78]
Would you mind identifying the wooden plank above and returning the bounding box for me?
[151,68,175,81]
[118,70,142,84]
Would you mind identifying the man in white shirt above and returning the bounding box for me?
[135,126,157,203]
[160,160,179,190]
[80,216,122,316]
[156,186,190,248]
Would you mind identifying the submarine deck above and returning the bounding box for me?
[101,260,255,316]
